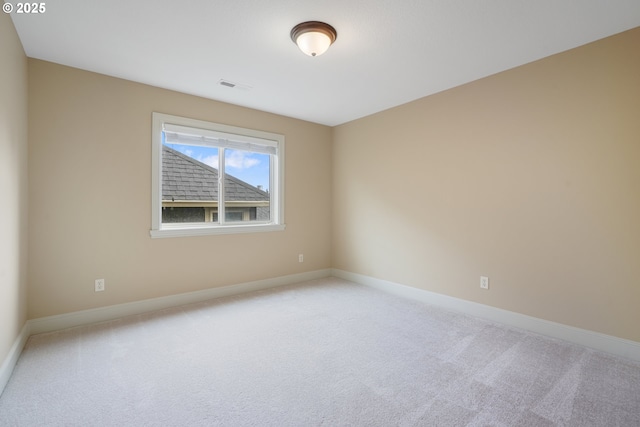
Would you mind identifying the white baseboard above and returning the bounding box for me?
[332,269,640,362]
[0,322,30,398]
[29,269,332,335]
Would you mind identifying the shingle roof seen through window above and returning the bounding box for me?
[162,146,269,202]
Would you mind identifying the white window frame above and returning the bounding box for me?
[150,112,285,238]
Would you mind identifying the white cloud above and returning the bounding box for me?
[170,145,259,171]
[225,151,260,169]
[200,155,218,168]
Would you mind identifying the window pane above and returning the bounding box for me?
[223,149,270,223]
[152,112,284,237]
[162,207,205,223]
[161,140,219,224]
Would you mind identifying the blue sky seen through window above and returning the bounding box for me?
[164,141,270,191]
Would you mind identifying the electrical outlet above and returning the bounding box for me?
[298,254,304,263]
[95,278,105,292]
[480,276,489,290]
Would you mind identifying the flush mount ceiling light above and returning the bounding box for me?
[290,21,337,57]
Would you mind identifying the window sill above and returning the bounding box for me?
[150,223,286,238]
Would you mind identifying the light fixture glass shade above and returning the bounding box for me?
[295,31,332,57]
[291,21,337,57]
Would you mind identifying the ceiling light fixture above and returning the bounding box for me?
[290,21,337,57]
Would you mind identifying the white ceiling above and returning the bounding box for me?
[9,0,640,126]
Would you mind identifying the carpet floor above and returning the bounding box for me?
[1,278,639,426]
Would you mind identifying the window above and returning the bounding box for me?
[151,113,285,238]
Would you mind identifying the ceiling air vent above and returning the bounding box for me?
[218,79,252,91]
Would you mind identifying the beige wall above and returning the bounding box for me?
[28,60,332,318]
[333,28,640,342]
[0,15,29,362]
